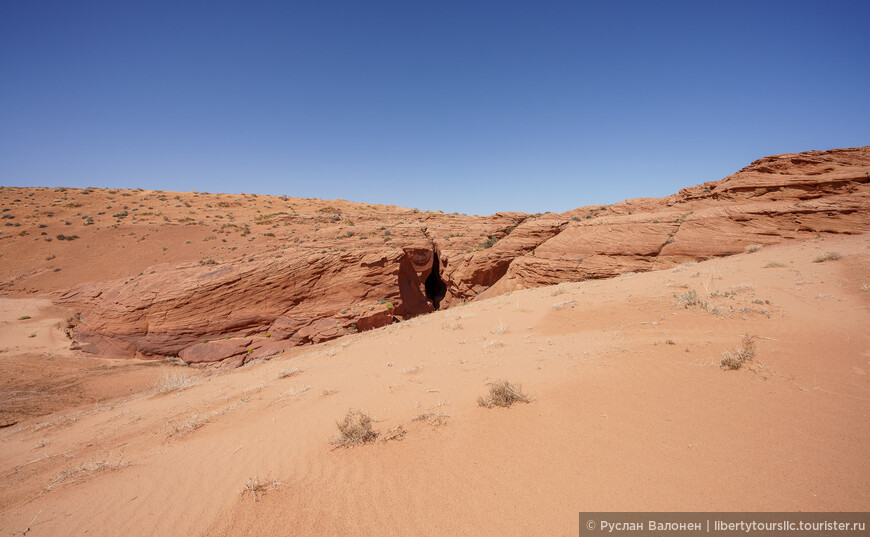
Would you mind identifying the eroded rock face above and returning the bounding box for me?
[464,147,870,292]
[56,146,870,364]
[58,246,440,359]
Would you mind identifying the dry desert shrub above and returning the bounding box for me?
[720,335,757,370]
[277,367,305,379]
[169,413,210,438]
[813,252,841,263]
[240,475,282,502]
[728,283,755,294]
[381,425,406,443]
[48,458,128,490]
[412,400,453,426]
[764,261,786,268]
[331,409,379,447]
[162,356,188,366]
[478,380,532,408]
[151,371,200,395]
[744,244,763,253]
[281,384,311,399]
[551,300,576,310]
[549,284,567,296]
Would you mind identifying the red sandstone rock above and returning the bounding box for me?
[179,339,251,363]
[53,146,870,364]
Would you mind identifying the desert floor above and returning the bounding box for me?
[0,233,868,536]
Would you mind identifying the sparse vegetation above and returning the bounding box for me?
[478,380,532,408]
[550,285,567,296]
[674,289,700,307]
[813,252,842,263]
[282,384,311,399]
[240,475,282,502]
[381,425,406,442]
[331,409,378,447]
[151,371,199,395]
[169,413,210,437]
[720,335,757,370]
[49,457,129,490]
[764,261,786,268]
[744,244,763,253]
[278,367,305,379]
[413,401,452,425]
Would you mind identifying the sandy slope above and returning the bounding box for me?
[0,234,868,536]
[0,186,413,294]
[0,298,180,429]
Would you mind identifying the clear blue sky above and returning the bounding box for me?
[2,1,868,215]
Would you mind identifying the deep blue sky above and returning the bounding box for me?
[2,1,868,215]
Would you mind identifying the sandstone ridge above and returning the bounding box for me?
[48,146,870,363]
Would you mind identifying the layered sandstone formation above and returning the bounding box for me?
[54,146,870,363]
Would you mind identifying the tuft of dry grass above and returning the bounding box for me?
[240,475,282,502]
[282,385,312,399]
[720,335,757,370]
[551,300,576,310]
[48,458,128,490]
[477,380,532,408]
[169,413,210,438]
[277,367,305,379]
[763,261,786,268]
[728,283,755,293]
[151,371,200,396]
[381,425,406,443]
[549,285,567,297]
[331,409,379,447]
[490,321,508,335]
[744,244,763,253]
[162,356,188,366]
[813,252,841,263]
[413,401,452,426]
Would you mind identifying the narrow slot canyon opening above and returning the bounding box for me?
[424,250,447,310]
